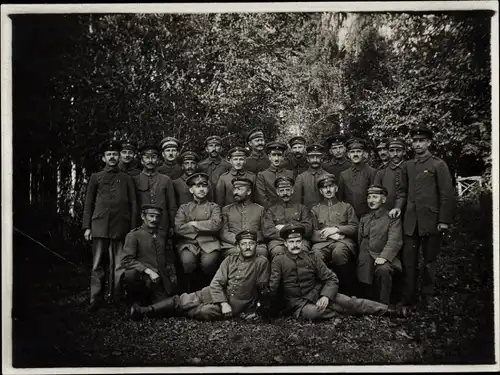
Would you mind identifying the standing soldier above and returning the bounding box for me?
[133,143,177,235]
[175,173,222,292]
[121,204,178,307]
[291,144,330,210]
[374,138,391,170]
[282,136,308,179]
[262,176,313,258]
[400,126,455,308]
[357,185,403,305]
[118,139,141,177]
[82,140,137,311]
[322,134,351,182]
[173,151,200,206]
[338,138,377,219]
[255,141,293,209]
[374,137,408,218]
[215,147,256,207]
[243,127,270,174]
[198,135,231,198]
[219,177,267,258]
[157,136,184,180]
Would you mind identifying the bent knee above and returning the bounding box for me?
[300,304,320,321]
[374,263,393,277]
[331,246,350,265]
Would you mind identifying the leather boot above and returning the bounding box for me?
[384,305,409,318]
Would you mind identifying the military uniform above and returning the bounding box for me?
[322,134,351,181]
[157,136,184,180]
[374,161,408,212]
[243,127,270,174]
[198,136,231,198]
[282,136,309,179]
[173,151,201,206]
[118,139,141,177]
[292,167,330,210]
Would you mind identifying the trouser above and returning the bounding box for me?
[299,293,388,321]
[179,249,220,292]
[358,263,396,305]
[122,269,167,306]
[314,243,356,295]
[401,231,442,304]
[90,237,124,303]
[222,244,268,259]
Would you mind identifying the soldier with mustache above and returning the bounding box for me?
[198,135,231,198]
[243,127,271,174]
[157,137,184,180]
[118,139,141,177]
[173,151,201,206]
[322,134,351,182]
[282,136,308,179]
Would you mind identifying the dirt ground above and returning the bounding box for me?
[10,203,495,368]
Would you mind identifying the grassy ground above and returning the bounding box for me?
[11,203,495,367]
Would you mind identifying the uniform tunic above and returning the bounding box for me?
[244,151,270,175]
[82,166,137,239]
[255,166,294,209]
[338,163,377,219]
[220,201,265,248]
[198,156,231,194]
[118,161,141,177]
[215,169,256,207]
[374,161,408,211]
[158,161,184,180]
[121,224,177,295]
[173,174,193,207]
[133,170,178,232]
[282,154,309,179]
[291,167,330,210]
[322,157,351,182]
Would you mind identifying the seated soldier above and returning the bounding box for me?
[129,230,270,321]
[357,185,403,305]
[311,174,358,295]
[174,173,222,292]
[268,223,408,321]
[262,176,313,258]
[121,204,178,307]
[220,177,268,258]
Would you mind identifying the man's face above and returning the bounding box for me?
[230,155,245,170]
[348,149,363,164]
[238,238,257,259]
[389,147,404,164]
[102,151,119,167]
[291,143,305,159]
[182,160,197,176]
[142,211,161,229]
[284,235,303,255]
[276,186,294,202]
[162,147,178,162]
[411,136,431,155]
[330,144,345,159]
[189,182,209,200]
[377,146,390,163]
[120,149,135,164]
[268,150,284,167]
[367,193,386,210]
[306,154,322,169]
[248,137,265,152]
[233,185,251,202]
[141,153,159,171]
[206,142,221,158]
[319,182,338,200]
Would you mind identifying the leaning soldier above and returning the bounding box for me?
[173,150,200,206]
[243,127,271,174]
[197,135,231,198]
[82,140,137,311]
[121,204,177,307]
[322,133,351,182]
[118,139,141,177]
[157,136,184,180]
[129,230,270,321]
[174,173,222,292]
[282,136,308,179]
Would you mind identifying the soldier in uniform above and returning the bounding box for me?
[375,138,391,170]
[262,176,313,258]
[173,150,200,206]
[121,204,178,307]
[282,136,308,179]
[174,173,222,292]
[157,136,184,180]
[255,141,293,209]
[400,126,455,307]
[374,137,408,218]
[215,146,256,207]
[268,223,408,320]
[118,139,141,177]
[311,174,358,295]
[129,230,270,322]
[197,135,231,197]
[322,133,351,181]
[338,138,377,219]
[243,127,270,174]
[219,177,267,258]
[133,143,177,235]
[82,140,137,311]
[291,144,330,210]
[357,185,403,305]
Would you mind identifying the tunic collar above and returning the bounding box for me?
[390,160,404,169]
[140,223,158,235]
[324,197,339,205]
[415,152,432,163]
[230,168,246,176]
[104,165,119,173]
[208,156,222,165]
[372,206,388,219]
[331,157,347,166]
[141,169,158,177]
[308,167,323,175]
[250,150,265,160]
[285,249,305,260]
[268,164,282,173]
[238,254,256,262]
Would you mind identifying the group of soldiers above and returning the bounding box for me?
[82,125,455,322]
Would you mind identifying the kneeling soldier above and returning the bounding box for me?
[269,223,408,320]
[357,185,403,305]
[129,230,270,321]
[121,204,177,307]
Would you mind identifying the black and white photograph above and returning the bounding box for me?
[2,2,499,373]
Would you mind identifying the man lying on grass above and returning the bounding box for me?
[129,229,270,321]
[268,223,409,320]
